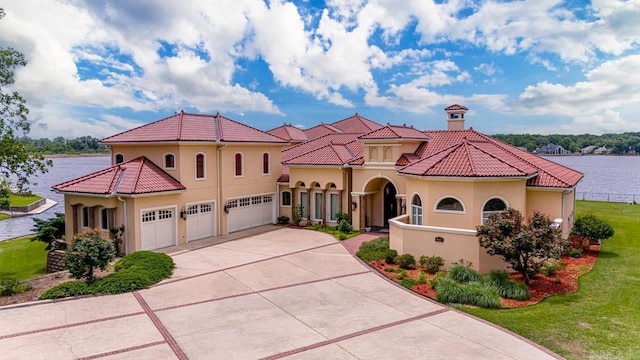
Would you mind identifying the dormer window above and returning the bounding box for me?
[115,154,124,164]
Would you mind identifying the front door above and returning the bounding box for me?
[383,182,397,227]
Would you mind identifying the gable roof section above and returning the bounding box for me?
[101,111,286,144]
[283,143,357,166]
[267,124,309,142]
[303,123,342,139]
[52,157,186,195]
[406,130,583,188]
[359,124,430,140]
[330,113,383,134]
[282,133,362,162]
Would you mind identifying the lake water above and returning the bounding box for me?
[1,155,638,240]
[0,156,111,241]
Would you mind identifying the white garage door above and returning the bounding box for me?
[141,208,176,250]
[227,194,274,233]
[186,202,216,241]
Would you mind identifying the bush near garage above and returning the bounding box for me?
[40,251,174,300]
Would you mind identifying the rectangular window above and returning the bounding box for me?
[100,208,109,230]
[281,191,291,206]
[262,153,269,175]
[158,209,173,220]
[314,193,322,220]
[240,197,250,207]
[263,195,273,203]
[200,204,212,213]
[142,211,156,223]
[299,191,308,218]
[196,154,205,179]
[82,207,90,228]
[235,153,243,177]
[412,205,423,225]
[330,193,339,221]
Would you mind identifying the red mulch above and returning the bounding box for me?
[368,245,599,308]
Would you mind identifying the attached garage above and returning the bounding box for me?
[186,201,216,241]
[140,207,177,250]
[226,194,275,233]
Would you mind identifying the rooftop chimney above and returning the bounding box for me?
[445,104,468,130]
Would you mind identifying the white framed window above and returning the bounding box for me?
[434,196,466,213]
[299,191,308,218]
[281,191,291,206]
[195,153,206,180]
[329,193,339,221]
[141,211,156,223]
[235,153,243,177]
[164,153,176,169]
[313,192,322,220]
[411,194,423,225]
[262,152,270,175]
[482,197,508,224]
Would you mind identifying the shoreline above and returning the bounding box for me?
[43,153,110,159]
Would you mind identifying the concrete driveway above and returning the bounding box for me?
[0,228,560,359]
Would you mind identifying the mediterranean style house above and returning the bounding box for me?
[53,105,583,272]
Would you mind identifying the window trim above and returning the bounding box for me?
[312,191,323,221]
[434,196,466,214]
[262,152,270,175]
[234,152,244,178]
[81,206,90,229]
[195,153,206,180]
[100,208,109,230]
[481,197,509,224]
[114,153,124,164]
[164,153,176,170]
[281,190,292,207]
[328,192,340,222]
[410,193,423,225]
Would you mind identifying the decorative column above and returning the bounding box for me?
[359,195,366,228]
[306,187,311,222]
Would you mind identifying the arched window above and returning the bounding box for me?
[235,153,243,177]
[262,153,270,175]
[195,153,205,179]
[164,154,175,169]
[482,197,508,224]
[411,194,423,225]
[115,153,124,164]
[435,197,465,212]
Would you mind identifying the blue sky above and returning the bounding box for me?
[1,0,639,139]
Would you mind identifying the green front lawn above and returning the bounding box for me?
[0,236,47,280]
[463,201,640,360]
[8,193,43,207]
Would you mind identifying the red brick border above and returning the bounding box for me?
[77,340,167,360]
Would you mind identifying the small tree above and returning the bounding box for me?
[109,225,125,256]
[64,230,115,283]
[572,214,614,245]
[476,208,563,285]
[32,213,66,250]
[292,204,304,225]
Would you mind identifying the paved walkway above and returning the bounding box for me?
[0,227,561,359]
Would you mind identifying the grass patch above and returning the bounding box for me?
[305,224,362,240]
[39,251,175,300]
[8,193,43,207]
[0,236,47,280]
[463,201,640,360]
[0,213,9,221]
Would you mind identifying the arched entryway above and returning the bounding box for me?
[383,182,397,227]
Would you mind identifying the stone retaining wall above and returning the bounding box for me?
[9,198,46,213]
[46,250,66,273]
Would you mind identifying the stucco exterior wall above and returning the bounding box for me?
[287,167,350,225]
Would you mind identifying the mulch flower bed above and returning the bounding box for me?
[369,245,600,308]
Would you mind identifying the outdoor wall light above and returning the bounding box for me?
[224,205,230,214]
[352,200,357,210]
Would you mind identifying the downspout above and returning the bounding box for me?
[217,144,228,236]
[117,196,128,254]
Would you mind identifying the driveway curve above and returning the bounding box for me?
[0,228,560,359]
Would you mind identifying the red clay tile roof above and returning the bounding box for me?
[267,124,309,142]
[284,143,358,166]
[52,157,186,195]
[282,133,362,162]
[360,125,430,140]
[445,104,468,111]
[101,111,286,144]
[396,153,421,166]
[303,123,342,140]
[404,130,583,188]
[330,113,383,134]
[277,166,290,183]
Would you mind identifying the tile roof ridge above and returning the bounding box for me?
[111,166,126,194]
[100,113,178,142]
[463,138,531,175]
[407,142,462,173]
[214,112,222,142]
[177,110,184,139]
[461,140,477,175]
[130,156,146,193]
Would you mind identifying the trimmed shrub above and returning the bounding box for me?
[542,259,563,276]
[394,254,416,269]
[39,281,93,300]
[337,233,348,240]
[448,263,482,283]
[0,277,31,296]
[396,269,408,280]
[337,219,353,234]
[420,255,445,274]
[485,270,530,300]
[384,249,398,264]
[113,251,175,284]
[401,278,418,289]
[356,236,389,261]
[383,267,395,273]
[335,211,349,224]
[572,213,614,244]
[65,230,115,283]
[569,247,583,258]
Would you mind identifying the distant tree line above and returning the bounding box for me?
[493,132,640,155]
[20,136,109,155]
